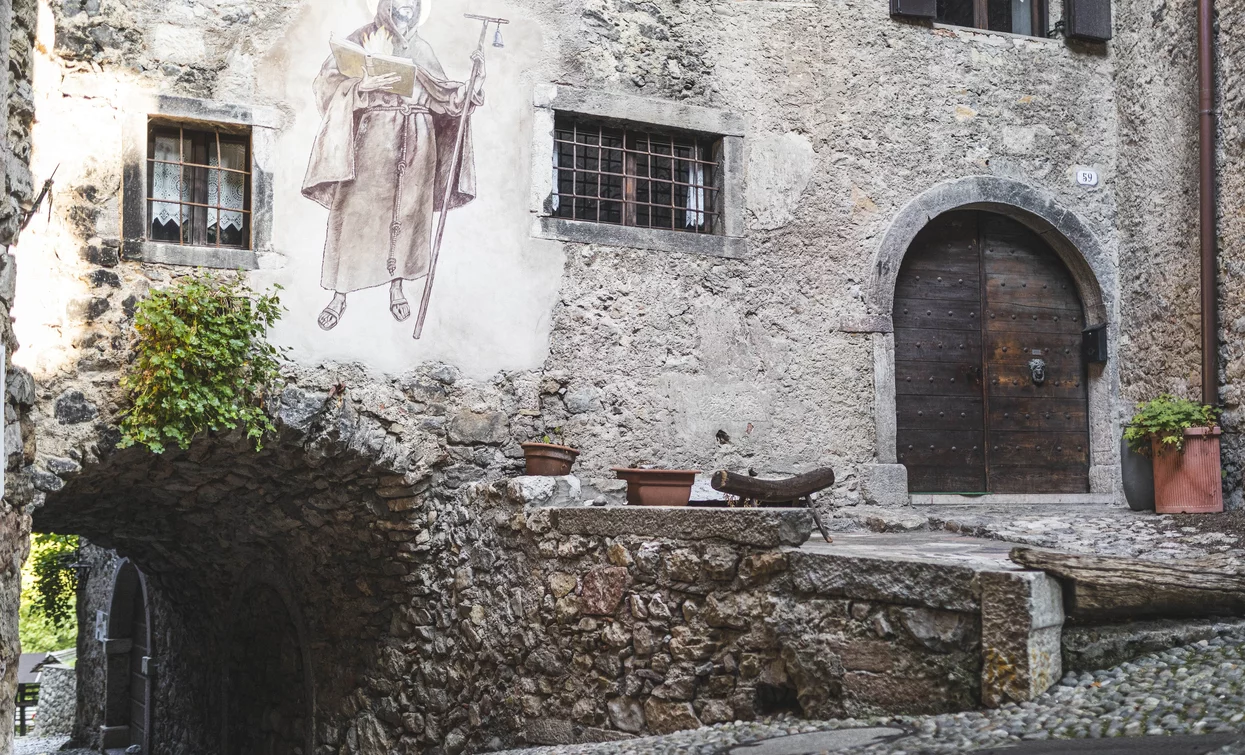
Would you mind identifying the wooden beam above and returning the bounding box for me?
[710,467,836,504]
[1010,547,1245,621]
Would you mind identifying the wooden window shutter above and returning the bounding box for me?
[1065,0,1111,41]
[890,0,936,19]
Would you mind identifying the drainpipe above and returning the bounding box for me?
[1200,0,1218,405]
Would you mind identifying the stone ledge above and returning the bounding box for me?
[549,506,813,548]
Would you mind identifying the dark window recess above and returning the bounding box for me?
[147,122,252,249]
[898,0,1048,37]
[552,116,723,235]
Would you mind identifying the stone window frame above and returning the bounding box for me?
[531,85,746,260]
[121,95,280,270]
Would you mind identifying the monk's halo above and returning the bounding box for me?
[370,0,433,27]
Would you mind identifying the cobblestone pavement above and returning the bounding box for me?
[12,736,70,755]
[503,629,1245,754]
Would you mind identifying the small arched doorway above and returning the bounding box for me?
[101,560,153,753]
[893,210,1091,493]
[224,581,313,755]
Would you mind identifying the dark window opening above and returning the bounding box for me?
[552,115,723,235]
[936,0,1046,35]
[147,121,252,249]
[755,682,804,717]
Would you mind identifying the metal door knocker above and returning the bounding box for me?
[1028,358,1047,386]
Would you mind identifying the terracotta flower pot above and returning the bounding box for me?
[521,443,580,476]
[611,468,699,507]
[1152,427,1223,514]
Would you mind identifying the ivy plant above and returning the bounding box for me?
[1123,394,1220,457]
[119,272,285,454]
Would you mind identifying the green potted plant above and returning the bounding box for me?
[520,427,580,476]
[1123,394,1223,514]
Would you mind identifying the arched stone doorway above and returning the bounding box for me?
[222,574,314,755]
[100,559,153,753]
[893,210,1091,493]
[870,176,1120,501]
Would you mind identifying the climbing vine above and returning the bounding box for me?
[119,272,285,454]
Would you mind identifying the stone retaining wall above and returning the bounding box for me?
[33,664,76,737]
[54,410,1062,752]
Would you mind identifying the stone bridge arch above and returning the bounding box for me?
[868,176,1121,499]
[30,385,465,754]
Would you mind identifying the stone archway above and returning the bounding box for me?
[100,559,153,753]
[869,176,1120,500]
[221,568,315,755]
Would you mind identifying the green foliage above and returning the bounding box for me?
[119,272,285,454]
[20,534,80,648]
[1123,394,1220,457]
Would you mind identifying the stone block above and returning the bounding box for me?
[509,475,582,507]
[897,607,977,653]
[607,696,645,733]
[548,572,577,598]
[666,548,701,582]
[53,390,97,424]
[738,551,788,587]
[642,699,701,734]
[551,507,813,548]
[980,570,1065,707]
[839,640,894,673]
[447,410,509,445]
[860,464,909,507]
[580,567,628,615]
[787,550,981,613]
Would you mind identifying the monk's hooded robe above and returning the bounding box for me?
[302,0,483,295]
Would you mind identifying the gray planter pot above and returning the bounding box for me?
[1121,435,1156,512]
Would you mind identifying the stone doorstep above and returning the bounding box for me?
[793,531,1065,707]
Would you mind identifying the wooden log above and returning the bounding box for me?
[710,467,836,503]
[1010,547,1245,621]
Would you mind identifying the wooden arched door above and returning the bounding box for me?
[893,210,1091,494]
[103,560,152,754]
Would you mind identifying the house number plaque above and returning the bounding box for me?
[1076,168,1099,187]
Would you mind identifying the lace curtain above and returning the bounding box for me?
[149,133,246,242]
[210,142,246,233]
[151,135,182,233]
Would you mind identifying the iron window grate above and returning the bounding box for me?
[147,122,253,250]
[552,116,723,235]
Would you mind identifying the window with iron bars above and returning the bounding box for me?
[147,121,252,249]
[552,116,723,235]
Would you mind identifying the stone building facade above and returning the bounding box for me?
[0,0,38,752]
[3,0,1243,750]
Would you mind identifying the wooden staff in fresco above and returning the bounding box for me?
[413,14,509,340]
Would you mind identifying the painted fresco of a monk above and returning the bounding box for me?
[302,0,485,331]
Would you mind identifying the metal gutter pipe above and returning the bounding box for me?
[1200,0,1218,405]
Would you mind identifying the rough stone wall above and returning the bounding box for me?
[0,0,39,752]
[1112,0,1203,409]
[32,664,76,737]
[38,391,995,754]
[1215,0,1245,508]
[70,541,116,749]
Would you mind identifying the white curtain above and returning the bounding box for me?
[551,147,561,212]
[209,141,247,234]
[151,135,183,233]
[685,161,706,228]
